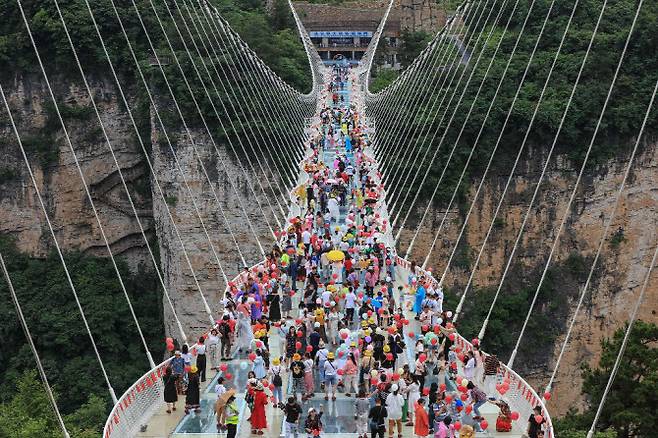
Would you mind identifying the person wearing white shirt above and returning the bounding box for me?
[344,288,357,322]
[386,384,404,436]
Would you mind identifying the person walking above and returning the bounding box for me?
[386,384,404,438]
[283,396,302,438]
[196,337,207,382]
[185,366,201,414]
[270,357,284,407]
[355,388,370,438]
[162,367,178,414]
[290,353,306,402]
[414,398,429,438]
[250,382,268,435]
[466,381,487,420]
[224,391,239,438]
[368,397,388,438]
[323,352,338,401]
[342,352,359,396]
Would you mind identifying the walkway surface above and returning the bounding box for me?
[137,65,521,438]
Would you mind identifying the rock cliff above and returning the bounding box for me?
[398,142,658,415]
[0,75,279,339]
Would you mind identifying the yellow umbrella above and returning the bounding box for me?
[326,250,345,262]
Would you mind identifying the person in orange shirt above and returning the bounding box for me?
[414,398,429,438]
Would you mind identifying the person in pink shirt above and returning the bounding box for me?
[342,352,359,396]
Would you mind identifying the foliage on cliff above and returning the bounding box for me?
[0,0,311,92]
[383,0,658,209]
[554,321,658,438]
[0,238,165,434]
[0,371,104,438]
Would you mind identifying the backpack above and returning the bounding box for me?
[273,369,283,387]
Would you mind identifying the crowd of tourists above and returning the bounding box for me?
[161,63,548,438]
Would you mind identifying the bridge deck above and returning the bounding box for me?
[132,65,529,438]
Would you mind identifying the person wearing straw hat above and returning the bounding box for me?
[184,366,201,414]
[323,351,338,401]
[215,387,234,432]
[250,382,268,434]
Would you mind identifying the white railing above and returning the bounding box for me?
[102,259,265,438]
[103,67,331,438]
[394,255,554,438]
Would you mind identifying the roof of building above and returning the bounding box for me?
[295,1,403,33]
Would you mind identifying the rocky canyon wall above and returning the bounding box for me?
[398,142,658,415]
[0,75,282,341]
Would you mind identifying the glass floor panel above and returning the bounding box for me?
[173,397,245,434]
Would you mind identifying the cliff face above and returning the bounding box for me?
[0,75,277,339]
[150,122,278,336]
[399,143,658,415]
[0,75,154,267]
[2,74,656,414]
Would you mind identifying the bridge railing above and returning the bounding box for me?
[394,255,554,438]
[102,259,265,438]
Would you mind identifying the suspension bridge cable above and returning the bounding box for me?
[113,0,239,319]
[545,76,657,396]
[402,0,526,260]
[142,0,283,234]
[392,0,508,241]
[167,0,289,223]
[55,0,205,368]
[0,250,71,438]
[507,0,644,368]
[125,0,268,264]
[0,75,117,405]
[82,0,218,335]
[17,0,157,370]
[187,1,300,193]
[377,10,477,190]
[420,0,546,271]
[375,1,478,181]
[447,0,577,322]
[586,239,658,438]
[98,0,246,288]
[372,4,477,180]
[374,3,486,201]
[386,1,497,224]
[375,13,474,183]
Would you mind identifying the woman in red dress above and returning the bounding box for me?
[250,382,268,434]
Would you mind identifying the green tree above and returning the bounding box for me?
[0,370,103,438]
[398,29,432,68]
[554,321,658,438]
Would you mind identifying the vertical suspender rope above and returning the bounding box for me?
[0,76,117,404]
[394,0,507,247]
[82,0,225,333]
[211,10,310,177]
[124,0,268,260]
[545,77,657,396]
[446,0,580,321]
[0,251,71,438]
[507,0,643,368]
[402,0,524,260]
[20,0,156,369]
[217,17,309,177]
[181,0,298,196]
[378,8,475,190]
[166,0,289,223]
[141,0,281,236]
[377,2,477,184]
[586,239,658,438]
[389,0,497,230]
[418,0,546,271]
